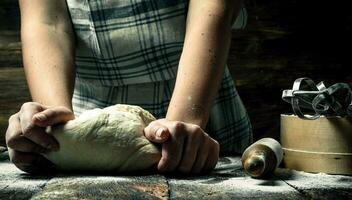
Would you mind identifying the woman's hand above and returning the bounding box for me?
[144,119,219,174]
[5,102,74,174]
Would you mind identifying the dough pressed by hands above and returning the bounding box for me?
[44,104,161,173]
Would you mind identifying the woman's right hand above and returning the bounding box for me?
[5,102,74,174]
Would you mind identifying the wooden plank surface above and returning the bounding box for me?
[1,156,351,199]
[167,157,306,199]
[32,176,168,200]
[275,168,352,200]
[0,160,168,200]
[0,158,50,200]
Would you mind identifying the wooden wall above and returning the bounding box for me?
[229,0,351,139]
[0,0,351,146]
[0,0,27,146]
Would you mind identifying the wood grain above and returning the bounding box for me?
[3,156,352,199]
[281,115,352,175]
[0,67,30,146]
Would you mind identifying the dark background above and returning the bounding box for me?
[0,0,351,146]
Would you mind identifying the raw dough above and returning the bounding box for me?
[44,104,161,173]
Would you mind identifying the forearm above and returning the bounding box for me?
[22,28,75,109]
[20,0,75,110]
[166,0,242,128]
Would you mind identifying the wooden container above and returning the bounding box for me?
[280,114,352,175]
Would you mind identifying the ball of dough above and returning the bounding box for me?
[44,104,161,173]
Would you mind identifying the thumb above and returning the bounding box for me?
[32,106,75,127]
[144,124,170,143]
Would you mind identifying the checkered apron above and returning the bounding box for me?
[67,0,252,154]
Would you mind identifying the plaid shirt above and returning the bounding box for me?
[67,0,252,154]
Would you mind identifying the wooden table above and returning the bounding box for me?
[1,153,351,200]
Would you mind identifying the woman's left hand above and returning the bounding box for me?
[144,119,219,174]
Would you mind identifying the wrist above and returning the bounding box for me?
[32,99,73,112]
[165,105,209,129]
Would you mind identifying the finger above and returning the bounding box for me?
[6,113,49,153]
[9,149,55,174]
[144,121,170,143]
[32,106,74,127]
[157,135,185,173]
[7,135,49,154]
[19,102,47,130]
[191,138,210,174]
[21,124,59,151]
[177,129,202,174]
[5,112,21,144]
[202,140,220,173]
[18,104,60,151]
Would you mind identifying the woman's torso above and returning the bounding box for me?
[67,0,252,154]
[67,0,188,86]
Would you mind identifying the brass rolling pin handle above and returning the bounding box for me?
[241,138,283,178]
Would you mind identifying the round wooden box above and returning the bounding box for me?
[280,114,352,175]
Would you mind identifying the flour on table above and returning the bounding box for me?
[44,104,161,173]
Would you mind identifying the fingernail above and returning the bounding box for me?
[34,113,47,122]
